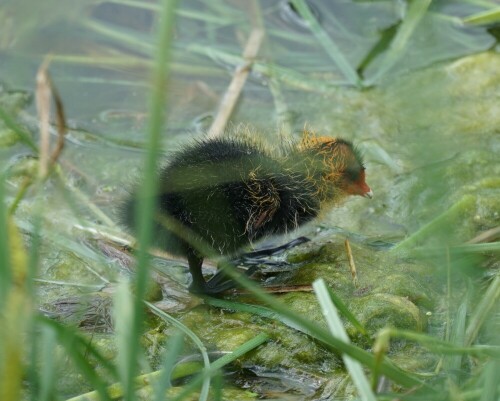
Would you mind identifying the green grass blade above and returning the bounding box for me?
[452,242,500,254]
[0,106,38,152]
[212,333,269,370]
[82,19,153,56]
[0,174,10,303]
[0,208,28,401]
[465,274,500,346]
[126,1,179,400]
[463,7,500,25]
[462,385,500,401]
[377,328,500,358]
[391,195,476,253]
[169,333,269,401]
[64,333,184,401]
[313,279,376,401]
[153,332,184,401]
[480,303,500,401]
[113,280,136,392]
[290,0,361,87]
[186,43,343,91]
[325,285,368,336]
[38,326,57,401]
[145,303,208,356]
[443,300,467,374]
[105,0,238,24]
[357,23,399,77]
[366,0,431,85]
[480,359,500,401]
[38,318,114,401]
[146,302,211,401]
[212,372,223,401]
[205,290,368,337]
[38,315,120,383]
[27,211,43,401]
[204,297,315,334]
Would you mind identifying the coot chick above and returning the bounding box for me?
[122,131,372,294]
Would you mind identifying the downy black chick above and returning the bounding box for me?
[121,131,372,294]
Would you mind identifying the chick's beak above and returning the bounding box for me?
[357,180,373,199]
[347,182,373,198]
[357,170,372,199]
[363,189,373,199]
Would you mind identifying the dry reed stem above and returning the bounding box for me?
[207,28,264,138]
[36,58,52,178]
[10,59,67,216]
[466,226,500,244]
[49,81,67,165]
[31,63,114,228]
[344,239,359,288]
[35,56,67,179]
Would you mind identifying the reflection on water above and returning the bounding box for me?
[1,0,498,279]
[0,1,495,142]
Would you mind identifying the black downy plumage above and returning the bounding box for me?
[121,132,372,294]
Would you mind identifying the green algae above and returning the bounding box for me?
[0,127,20,148]
[371,274,434,309]
[161,236,438,397]
[348,293,424,333]
[0,88,31,114]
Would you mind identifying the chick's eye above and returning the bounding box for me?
[344,168,360,182]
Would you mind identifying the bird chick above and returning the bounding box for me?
[121,131,372,294]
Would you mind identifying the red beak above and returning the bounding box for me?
[359,181,373,199]
[357,170,373,199]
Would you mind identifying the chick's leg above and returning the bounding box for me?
[186,249,236,294]
[186,249,206,293]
